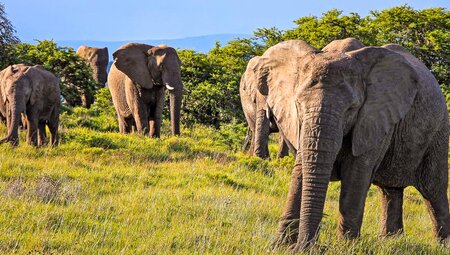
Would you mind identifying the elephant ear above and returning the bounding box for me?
[113,44,154,89]
[25,67,43,106]
[348,47,419,156]
[254,41,317,150]
[241,56,261,103]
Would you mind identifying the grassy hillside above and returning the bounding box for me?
[0,121,448,254]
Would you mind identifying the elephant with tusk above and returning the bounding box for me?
[108,43,183,137]
[252,39,449,251]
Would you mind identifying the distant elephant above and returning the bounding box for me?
[252,40,449,250]
[240,56,294,159]
[0,64,60,146]
[76,46,109,108]
[108,43,183,137]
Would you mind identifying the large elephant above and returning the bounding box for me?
[240,56,292,159]
[0,64,60,146]
[76,46,109,108]
[108,43,183,137]
[252,39,449,250]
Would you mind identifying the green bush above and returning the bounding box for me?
[60,88,118,132]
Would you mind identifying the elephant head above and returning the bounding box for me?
[76,46,109,85]
[112,43,183,135]
[76,46,109,108]
[254,40,419,248]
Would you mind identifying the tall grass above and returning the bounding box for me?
[0,118,448,254]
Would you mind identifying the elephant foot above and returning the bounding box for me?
[271,234,297,250]
[379,228,404,238]
[0,136,18,146]
[271,219,299,249]
[440,236,450,248]
[288,239,315,253]
[437,227,450,246]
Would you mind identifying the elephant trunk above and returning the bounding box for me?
[0,100,23,146]
[296,110,341,249]
[165,72,183,135]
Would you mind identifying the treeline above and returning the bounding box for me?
[178,6,450,127]
[1,4,449,128]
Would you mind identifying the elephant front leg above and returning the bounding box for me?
[149,88,164,138]
[273,152,302,247]
[254,109,271,159]
[379,186,404,236]
[338,130,393,238]
[25,114,39,146]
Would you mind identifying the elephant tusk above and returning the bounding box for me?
[266,109,270,119]
[165,84,175,91]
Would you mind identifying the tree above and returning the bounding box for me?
[178,39,256,128]
[0,3,19,68]
[367,6,450,89]
[13,40,100,107]
[283,9,372,48]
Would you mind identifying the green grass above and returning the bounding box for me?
[0,122,448,254]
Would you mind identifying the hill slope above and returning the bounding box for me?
[57,33,250,56]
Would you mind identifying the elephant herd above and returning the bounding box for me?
[0,43,183,146]
[0,38,448,250]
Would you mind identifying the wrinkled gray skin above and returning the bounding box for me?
[0,64,60,146]
[108,43,183,137]
[240,56,294,159]
[253,39,449,251]
[76,46,109,108]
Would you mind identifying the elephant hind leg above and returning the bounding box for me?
[48,120,59,147]
[378,186,404,237]
[37,121,47,147]
[277,134,289,159]
[416,128,450,244]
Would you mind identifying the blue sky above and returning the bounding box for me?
[3,0,450,42]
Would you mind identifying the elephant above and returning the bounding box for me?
[76,46,109,108]
[251,39,449,251]
[0,64,60,146]
[240,56,293,159]
[108,43,183,137]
